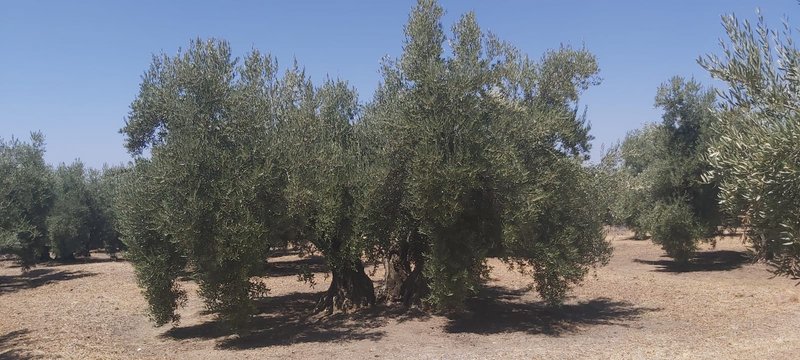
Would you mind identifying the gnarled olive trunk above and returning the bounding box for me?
[315,259,375,314]
[38,246,52,262]
[379,241,429,306]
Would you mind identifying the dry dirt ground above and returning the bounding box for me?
[2,230,800,359]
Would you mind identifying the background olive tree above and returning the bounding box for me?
[1,134,128,267]
[85,166,127,257]
[0,133,54,268]
[603,77,721,263]
[47,161,92,260]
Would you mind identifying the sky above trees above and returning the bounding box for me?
[1,0,797,168]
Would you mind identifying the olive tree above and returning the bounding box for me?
[700,11,800,275]
[85,166,127,257]
[276,73,375,313]
[611,77,721,262]
[119,40,286,328]
[360,0,611,310]
[120,38,375,325]
[600,127,662,238]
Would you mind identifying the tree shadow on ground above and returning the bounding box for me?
[162,291,430,350]
[0,269,97,296]
[162,285,651,349]
[444,286,658,335]
[40,257,123,267]
[268,247,302,257]
[605,226,649,241]
[0,329,45,359]
[163,254,653,349]
[263,256,328,278]
[3,255,123,270]
[634,250,750,273]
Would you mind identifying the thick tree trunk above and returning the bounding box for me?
[314,259,376,314]
[379,242,429,306]
[380,247,411,301]
[38,246,52,262]
[60,252,77,262]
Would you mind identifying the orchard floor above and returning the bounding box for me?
[2,230,800,360]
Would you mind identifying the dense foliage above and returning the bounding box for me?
[276,75,376,313]
[115,0,612,327]
[700,12,800,276]
[116,160,187,326]
[7,0,800,341]
[85,166,127,257]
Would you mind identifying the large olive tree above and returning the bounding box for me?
[360,0,611,310]
[119,39,377,326]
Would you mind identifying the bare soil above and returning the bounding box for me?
[2,230,799,359]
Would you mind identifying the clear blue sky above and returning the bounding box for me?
[1,0,797,168]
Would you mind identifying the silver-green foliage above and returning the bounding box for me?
[116,160,187,326]
[601,127,664,238]
[275,67,376,312]
[1,135,126,267]
[700,12,800,275]
[120,40,285,327]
